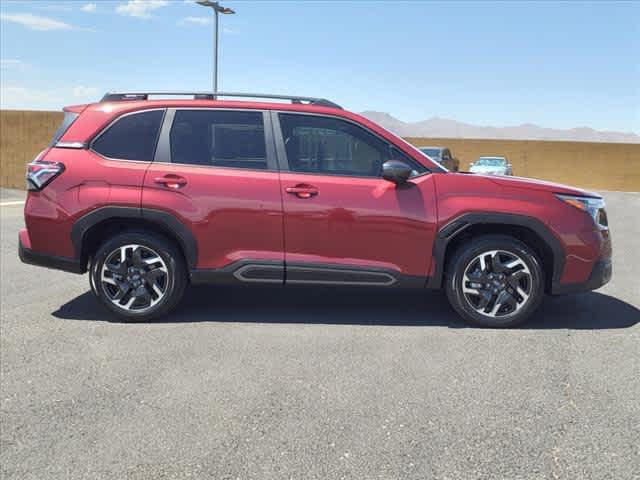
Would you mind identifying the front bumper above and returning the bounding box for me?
[19,235,83,274]
[551,257,612,295]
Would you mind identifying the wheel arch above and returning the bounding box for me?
[427,212,564,293]
[72,207,197,271]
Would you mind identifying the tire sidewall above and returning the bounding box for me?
[91,232,185,322]
[446,236,544,327]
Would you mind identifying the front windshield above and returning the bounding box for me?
[476,157,506,167]
[419,148,441,159]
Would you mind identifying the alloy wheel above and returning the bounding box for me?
[461,249,533,318]
[100,244,169,312]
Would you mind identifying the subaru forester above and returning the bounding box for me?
[19,92,612,327]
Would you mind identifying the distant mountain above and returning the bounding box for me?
[359,111,640,144]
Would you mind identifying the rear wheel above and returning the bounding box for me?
[90,231,186,322]
[445,235,544,327]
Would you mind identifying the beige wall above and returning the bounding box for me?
[408,137,640,192]
[1,110,638,191]
[1,110,64,189]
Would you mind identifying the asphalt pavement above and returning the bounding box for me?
[1,189,638,479]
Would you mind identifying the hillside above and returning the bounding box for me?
[359,111,640,143]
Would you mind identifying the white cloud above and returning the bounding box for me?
[81,3,97,13]
[0,86,59,110]
[116,0,169,19]
[72,86,99,98]
[177,17,238,32]
[0,12,73,31]
[39,4,73,13]
[1,85,101,110]
[178,16,210,26]
[0,59,28,69]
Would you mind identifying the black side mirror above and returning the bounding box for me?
[382,160,412,185]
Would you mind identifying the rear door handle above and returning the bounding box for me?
[285,184,318,199]
[154,174,187,189]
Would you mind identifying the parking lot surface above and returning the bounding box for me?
[1,189,638,479]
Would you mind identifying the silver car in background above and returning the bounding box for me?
[469,156,513,175]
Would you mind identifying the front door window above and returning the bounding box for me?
[278,113,423,177]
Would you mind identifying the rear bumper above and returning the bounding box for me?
[19,234,83,274]
[551,258,612,295]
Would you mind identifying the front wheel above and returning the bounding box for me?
[90,231,187,322]
[445,235,544,327]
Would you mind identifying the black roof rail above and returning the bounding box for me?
[100,91,342,109]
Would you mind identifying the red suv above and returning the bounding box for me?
[19,92,612,327]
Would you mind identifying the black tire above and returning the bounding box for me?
[445,235,544,327]
[90,231,187,322]
[89,256,99,297]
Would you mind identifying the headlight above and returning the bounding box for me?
[555,194,608,227]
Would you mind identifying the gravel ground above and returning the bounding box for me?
[1,189,638,480]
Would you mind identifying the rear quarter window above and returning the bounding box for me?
[92,110,164,161]
[49,112,79,146]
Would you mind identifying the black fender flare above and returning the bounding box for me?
[426,212,565,289]
[71,206,198,269]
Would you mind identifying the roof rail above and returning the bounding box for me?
[100,91,342,109]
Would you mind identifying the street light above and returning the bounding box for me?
[196,0,235,95]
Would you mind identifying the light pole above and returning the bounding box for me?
[196,0,235,95]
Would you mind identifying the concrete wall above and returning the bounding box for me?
[1,109,638,191]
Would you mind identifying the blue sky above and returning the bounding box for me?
[1,0,638,132]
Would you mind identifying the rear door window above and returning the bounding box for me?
[92,110,164,161]
[169,110,268,170]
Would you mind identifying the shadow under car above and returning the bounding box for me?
[52,286,639,330]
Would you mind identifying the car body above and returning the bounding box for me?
[19,92,612,327]
[469,156,513,176]
[418,146,460,172]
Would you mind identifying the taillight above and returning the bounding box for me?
[26,161,65,191]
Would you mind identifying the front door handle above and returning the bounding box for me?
[285,184,318,199]
[154,174,187,189]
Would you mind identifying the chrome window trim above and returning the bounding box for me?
[54,141,86,149]
[165,107,278,172]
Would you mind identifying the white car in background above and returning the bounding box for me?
[469,156,513,176]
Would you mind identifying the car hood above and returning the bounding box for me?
[486,174,601,197]
[469,165,506,173]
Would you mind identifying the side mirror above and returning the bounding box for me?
[470,162,475,167]
[507,163,512,168]
[382,160,412,185]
